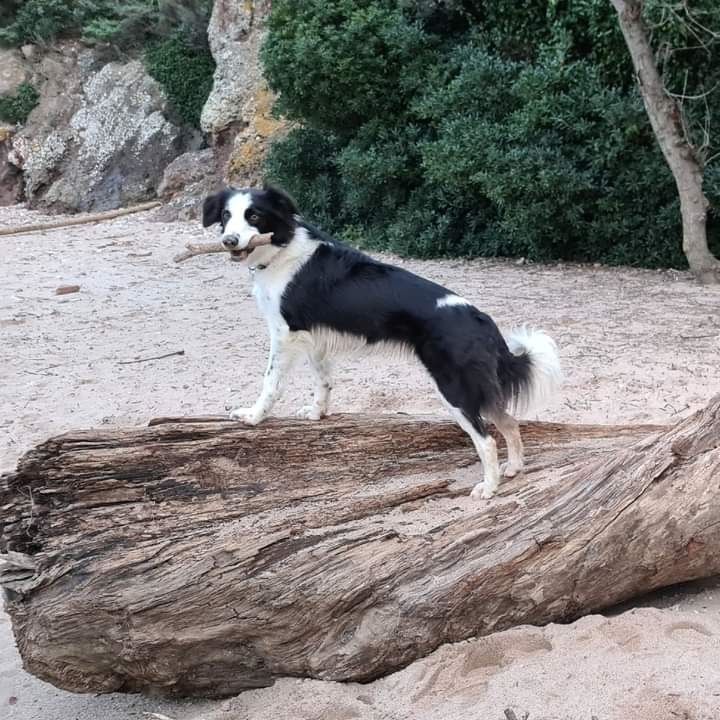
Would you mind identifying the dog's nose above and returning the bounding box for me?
[222,235,239,248]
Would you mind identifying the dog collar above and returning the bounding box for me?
[248,241,288,274]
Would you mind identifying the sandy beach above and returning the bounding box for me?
[2,204,720,719]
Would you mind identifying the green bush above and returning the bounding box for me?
[0,82,39,125]
[262,0,444,133]
[264,127,347,232]
[145,33,215,127]
[262,0,720,268]
[417,48,691,266]
[0,1,212,49]
[0,0,77,45]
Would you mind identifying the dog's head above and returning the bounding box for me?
[202,185,298,262]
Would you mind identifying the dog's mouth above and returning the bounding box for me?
[223,233,273,263]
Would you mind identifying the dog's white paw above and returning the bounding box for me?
[296,405,324,420]
[470,483,495,500]
[501,461,524,478]
[228,406,264,425]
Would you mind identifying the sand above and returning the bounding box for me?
[1,204,720,719]
[204,604,720,720]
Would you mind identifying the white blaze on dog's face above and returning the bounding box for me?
[202,186,300,264]
[221,192,258,250]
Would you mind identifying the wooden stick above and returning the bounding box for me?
[173,242,225,262]
[118,350,185,365]
[0,201,162,238]
[173,232,274,263]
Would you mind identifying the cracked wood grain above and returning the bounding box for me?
[1,405,718,698]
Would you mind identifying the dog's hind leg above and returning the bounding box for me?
[487,409,524,478]
[297,351,332,420]
[442,402,501,499]
[421,336,503,498]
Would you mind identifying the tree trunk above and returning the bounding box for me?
[610,0,720,284]
[1,402,719,698]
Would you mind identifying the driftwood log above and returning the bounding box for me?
[0,200,161,237]
[1,398,719,698]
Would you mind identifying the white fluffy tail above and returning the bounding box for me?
[504,326,562,416]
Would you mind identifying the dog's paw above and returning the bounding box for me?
[470,482,496,500]
[228,406,264,425]
[295,405,324,421]
[500,461,524,478]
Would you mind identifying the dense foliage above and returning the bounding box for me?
[263,0,720,267]
[0,82,39,124]
[0,1,214,128]
[145,33,214,127]
[0,0,210,49]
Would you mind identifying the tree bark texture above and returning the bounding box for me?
[610,0,720,283]
[1,401,719,698]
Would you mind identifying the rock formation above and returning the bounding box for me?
[202,0,287,187]
[3,1,287,215]
[9,44,198,213]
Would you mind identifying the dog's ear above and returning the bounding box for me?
[263,184,298,217]
[202,191,226,227]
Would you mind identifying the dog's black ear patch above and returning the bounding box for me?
[263,184,298,218]
[202,191,226,227]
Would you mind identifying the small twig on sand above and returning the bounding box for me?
[504,711,529,720]
[118,350,185,365]
[173,232,273,263]
[55,285,80,296]
[0,201,161,237]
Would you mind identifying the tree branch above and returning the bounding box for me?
[0,201,161,237]
[173,232,274,263]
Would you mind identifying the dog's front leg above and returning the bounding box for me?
[296,352,332,420]
[229,336,295,425]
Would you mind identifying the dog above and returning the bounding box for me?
[202,185,561,499]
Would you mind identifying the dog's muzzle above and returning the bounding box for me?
[222,234,249,262]
[222,235,240,248]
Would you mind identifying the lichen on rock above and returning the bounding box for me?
[0,125,23,206]
[201,0,287,188]
[0,49,32,98]
[10,45,198,213]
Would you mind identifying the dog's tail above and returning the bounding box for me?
[498,326,562,416]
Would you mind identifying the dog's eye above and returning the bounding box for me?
[249,213,259,224]
[222,210,231,224]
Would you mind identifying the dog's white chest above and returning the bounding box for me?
[252,273,286,330]
[250,230,320,329]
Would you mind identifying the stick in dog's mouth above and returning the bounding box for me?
[173,233,274,264]
[229,233,274,262]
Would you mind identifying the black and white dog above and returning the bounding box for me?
[202,185,561,499]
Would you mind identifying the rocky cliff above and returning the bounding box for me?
[0,1,285,215]
[203,0,286,187]
[4,43,201,212]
